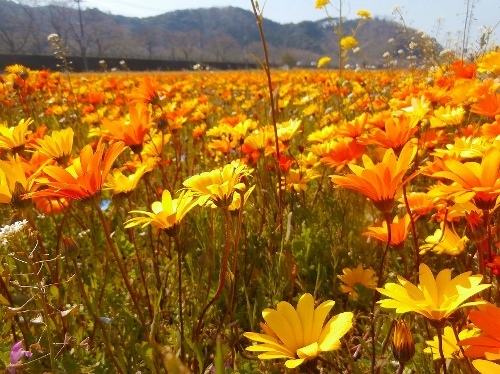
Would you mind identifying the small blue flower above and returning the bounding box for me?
[100,199,111,211]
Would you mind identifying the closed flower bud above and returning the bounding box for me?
[464,211,487,242]
[392,320,415,364]
[62,237,80,260]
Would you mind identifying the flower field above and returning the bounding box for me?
[1,32,500,373]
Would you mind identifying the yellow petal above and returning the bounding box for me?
[297,293,315,345]
[318,312,353,351]
[297,342,319,359]
[311,300,335,342]
[263,308,298,352]
[473,359,500,374]
[419,263,438,309]
[277,301,303,348]
[285,358,306,368]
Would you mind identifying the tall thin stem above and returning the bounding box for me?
[371,212,393,374]
[436,323,449,374]
[195,206,232,340]
[72,258,125,374]
[93,201,147,331]
[402,185,420,278]
[173,234,185,361]
[250,0,284,237]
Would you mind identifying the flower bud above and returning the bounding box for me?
[62,237,80,260]
[392,320,415,364]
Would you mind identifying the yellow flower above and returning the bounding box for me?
[283,168,320,192]
[477,48,500,76]
[277,119,302,144]
[337,264,378,298]
[473,359,500,374]
[340,36,358,50]
[104,164,149,195]
[424,326,480,360]
[392,320,415,364]
[419,223,469,256]
[356,9,371,19]
[0,118,33,153]
[33,127,74,164]
[431,105,466,127]
[244,293,353,368]
[377,263,490,321]
[0,155,46,207]
[183,162,252,208]
[315,0,330,9]
[5,64,28,75]
[317,56,331,68]
[124,190,198,233]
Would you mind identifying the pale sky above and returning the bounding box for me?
[82,0,500,49]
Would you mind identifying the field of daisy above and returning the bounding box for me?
[1,2,500,373]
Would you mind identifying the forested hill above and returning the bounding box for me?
[0,0,436,67]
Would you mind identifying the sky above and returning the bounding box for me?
[82,0,500,49]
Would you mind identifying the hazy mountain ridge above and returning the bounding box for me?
[0,0,434,67]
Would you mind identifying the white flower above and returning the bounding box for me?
[47,33,59,42]
[0,220,28,246]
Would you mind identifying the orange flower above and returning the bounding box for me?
[315,138,366,172]
[430,147,500,210]
[360,114,418,153]
[331,142,417,212]
[363,214,411,248]
[33,196,70,214]
[480,115,500,139]
[450,60,477,79]
[399,192,435,217]
[460,305,500,359]
[27,141,125,201]
[97,104,152,153]
[128,76,164,105]
[471,93,500,118]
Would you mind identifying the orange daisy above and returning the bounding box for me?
[331,142,417,212]
[27,141,125,201]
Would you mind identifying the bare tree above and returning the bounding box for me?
[72,0,88,70]
[0,0,34,53]
[206,34,239,61]
[140,27,158,59]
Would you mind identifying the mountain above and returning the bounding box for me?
[0,0,437,68]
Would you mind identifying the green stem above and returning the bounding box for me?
[72,258,125,374]
[93,201,147,331]
[195,206,232,341]
[436,323,448,374]
[173,235,185,361]
[250,0,284,237]
[371,212,392,374]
